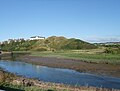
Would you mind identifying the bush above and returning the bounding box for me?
[104,48,120,54]
[0,71,5,83]
[35,47,47,51]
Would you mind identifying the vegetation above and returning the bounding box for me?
[0,39,38,51]
[0,36,120,90]
[1,70,113,91]
[1,36,120,65]
[104,47,120,54]
[1,35,119,64]
[0,36,97,51]
[0,83,57,91]
[0,73,118,91]
[31,48,120,64]
[0,70,65,91]
[1,83,116,91]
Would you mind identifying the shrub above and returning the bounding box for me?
[0,71,5,83]
[104,48,120,54]
[35,47,48,51]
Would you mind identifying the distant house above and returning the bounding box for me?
[30,36,45,40]
[0,41,4,44]
[7,38,25,43]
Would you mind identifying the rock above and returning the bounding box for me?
[13,80,21,85]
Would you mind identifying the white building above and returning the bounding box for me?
[30,36,45,40]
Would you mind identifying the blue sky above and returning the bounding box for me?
[0,0,120,43]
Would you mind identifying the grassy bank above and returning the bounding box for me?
[30,49,120,64]
[1,70,116,91]
[1,83,117,91]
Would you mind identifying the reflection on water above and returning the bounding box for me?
[0,53,15,61]
[0,60,120,89]
[0,53,29,61]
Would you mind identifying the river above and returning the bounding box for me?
[0,60,120,89]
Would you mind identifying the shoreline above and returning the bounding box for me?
[18,55,120,78]
[0,54,120,90]
[0,69,119,91]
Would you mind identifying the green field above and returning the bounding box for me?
[30,49,120,64]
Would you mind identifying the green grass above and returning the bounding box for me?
[0,82,72,91]
[0,83,56,91]
[31,50,120,64]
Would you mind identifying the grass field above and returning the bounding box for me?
[30,49,120,64]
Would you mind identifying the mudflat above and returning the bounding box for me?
[19,55,120,77]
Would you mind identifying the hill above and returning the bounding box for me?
[0,36,97,51]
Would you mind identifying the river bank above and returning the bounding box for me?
[0,69,120,91]
[18,55,120,77]
[0,52,120,90]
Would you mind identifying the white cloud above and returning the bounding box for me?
[85,37,120,43]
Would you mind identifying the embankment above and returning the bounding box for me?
[0,69,119,91]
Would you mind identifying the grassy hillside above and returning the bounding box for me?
[0,36,97,51]
[28,36,97,51]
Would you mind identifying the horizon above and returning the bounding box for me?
[0,35,120,43]
[0,0,120,43]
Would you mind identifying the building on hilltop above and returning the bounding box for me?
[30,36,45,40]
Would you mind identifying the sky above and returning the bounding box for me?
[0,0,120,43]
